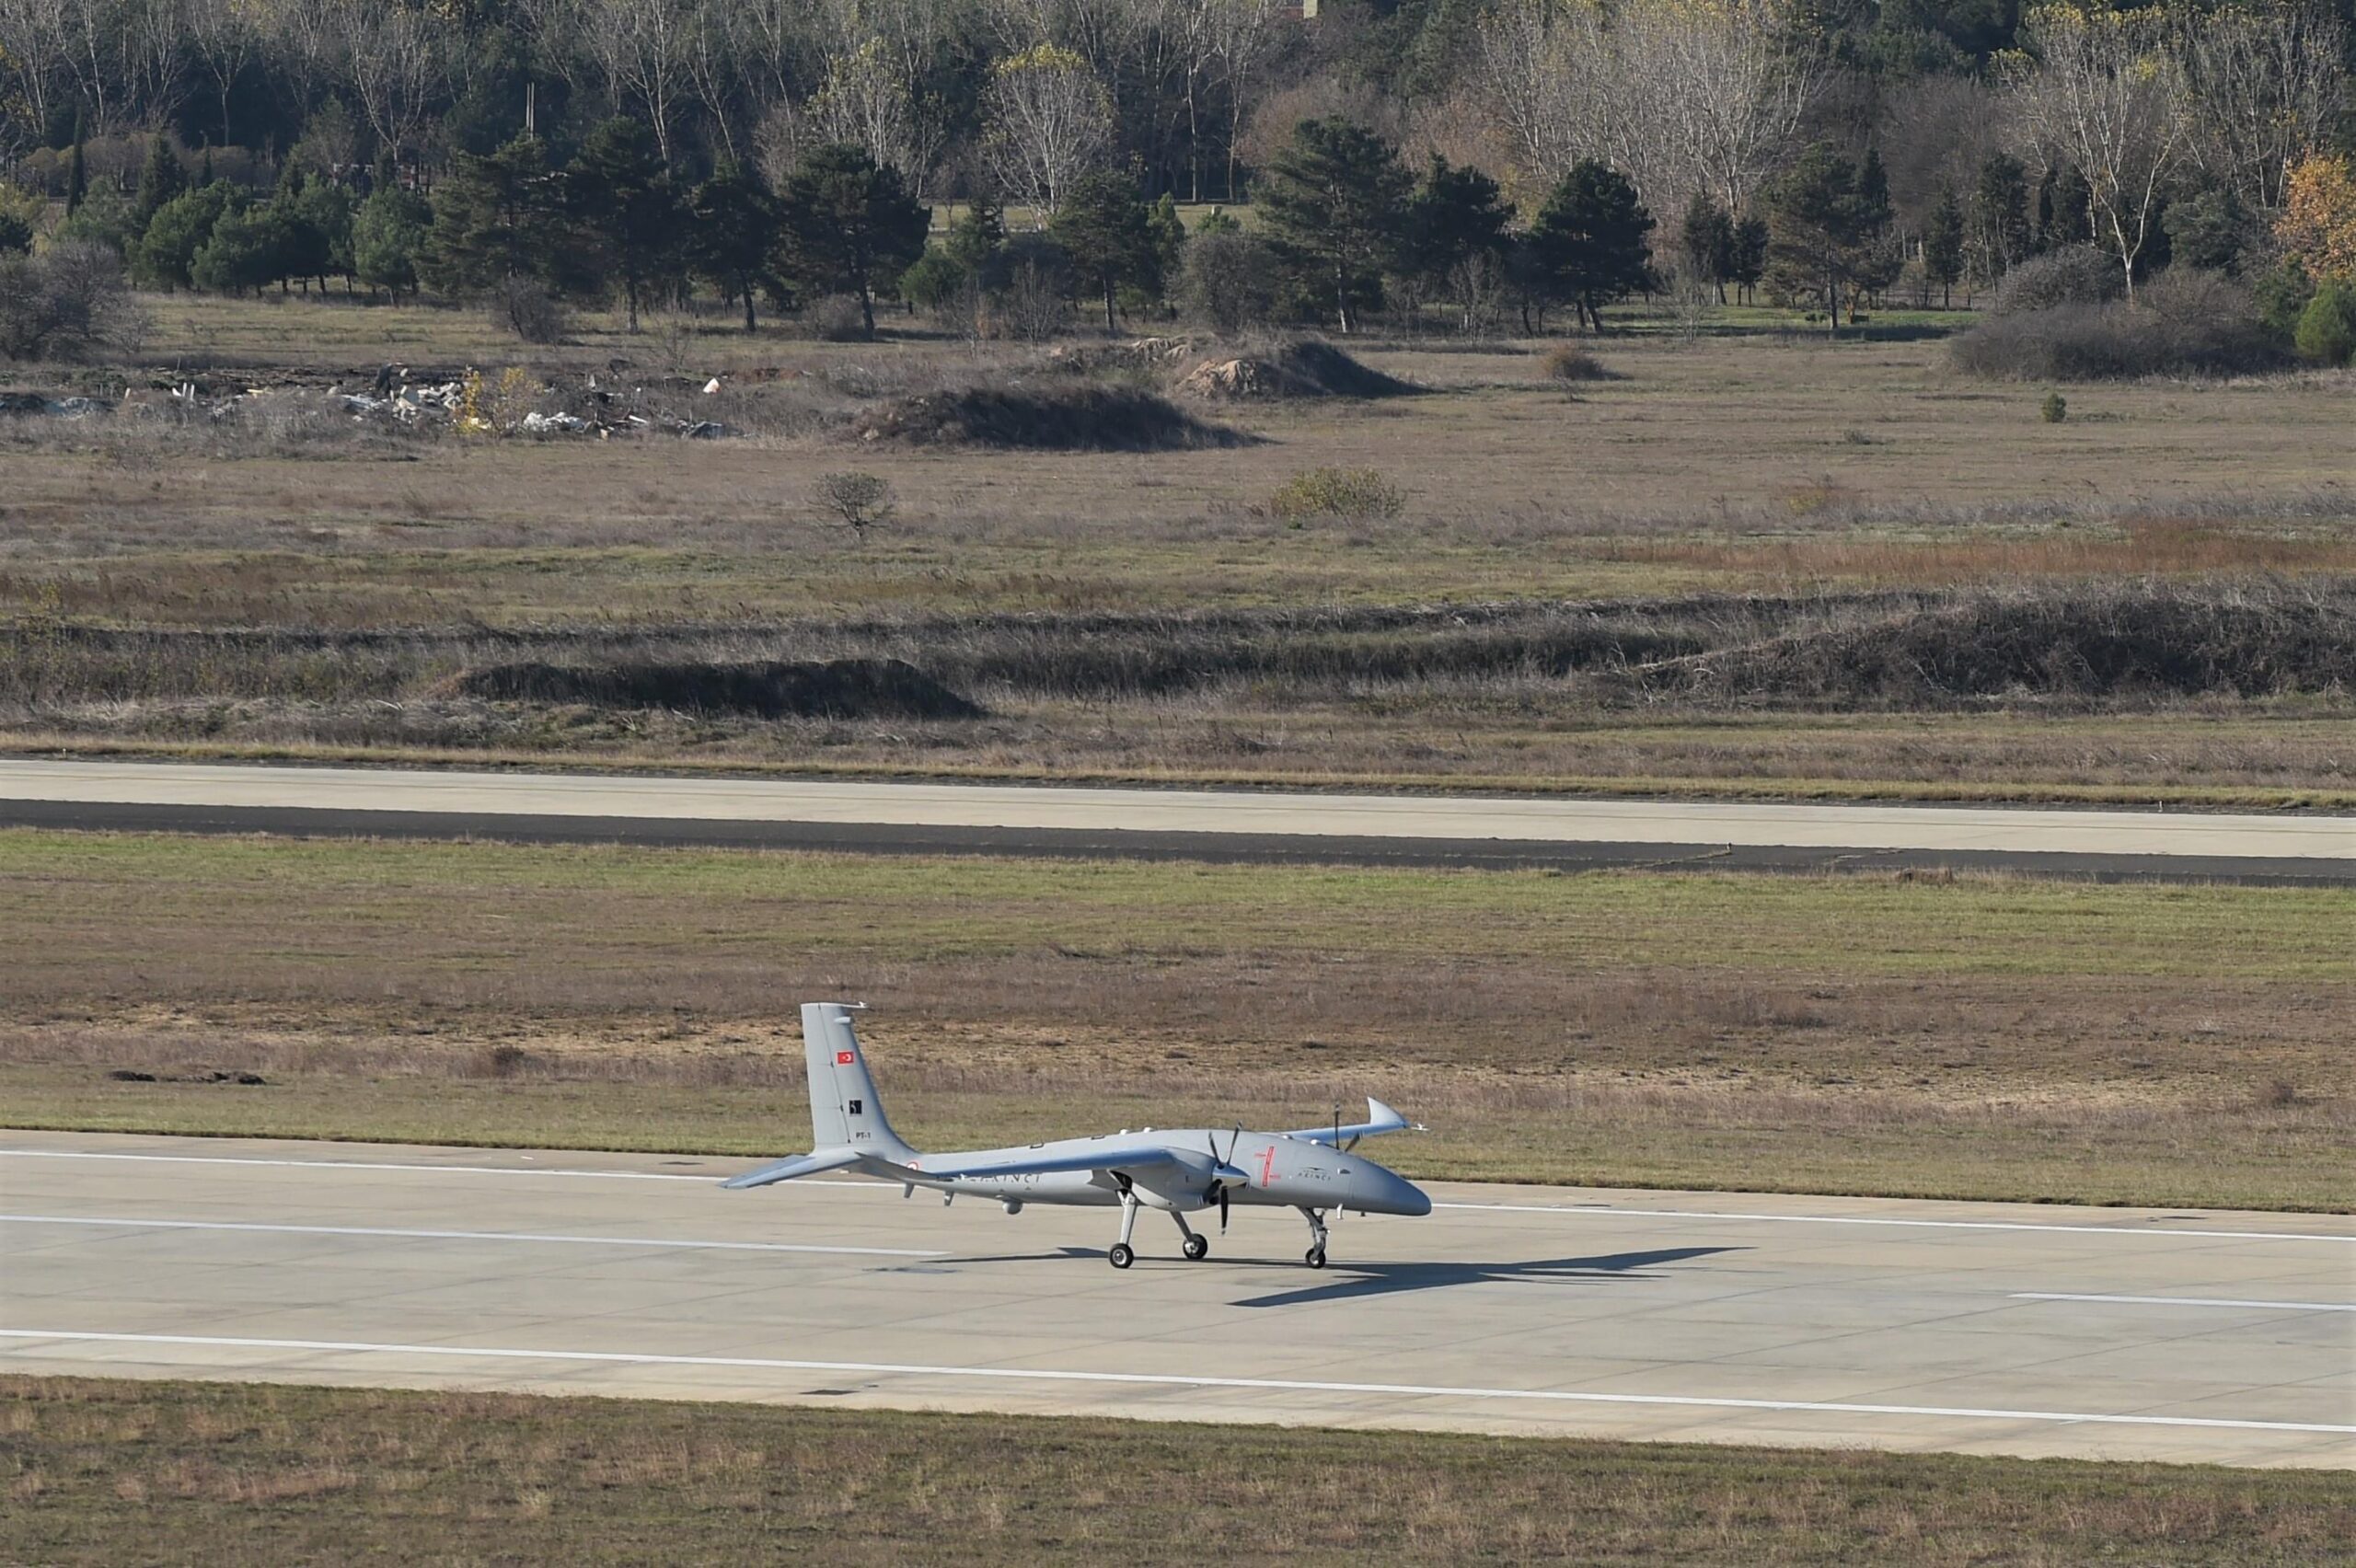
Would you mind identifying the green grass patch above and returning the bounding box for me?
[3,829,2344,981]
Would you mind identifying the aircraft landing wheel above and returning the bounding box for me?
[1109,1243,1136,1270]
[1183,1235,1209,1262]
[1305,1247,1327,1269]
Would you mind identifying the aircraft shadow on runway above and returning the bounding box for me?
[895,1245,1744,1308]
[1220,1246,1746,1309]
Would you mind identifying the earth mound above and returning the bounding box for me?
[448,657,985,720]
[849,385,1249,451]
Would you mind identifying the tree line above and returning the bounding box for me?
[2,0,2351,346]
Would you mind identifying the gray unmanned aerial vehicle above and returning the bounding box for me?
[727,1002,1431,1268]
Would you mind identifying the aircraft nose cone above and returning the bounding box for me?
[1359,1164,1430,1216]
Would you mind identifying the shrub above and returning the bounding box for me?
[1951,270,2285,380]
[803,294,871,341]
[898,247,971,322]
[1179,230,1280,334]
[1540,343,1612,382]
[2039,391,2067,422]
[0,183,38,253]
[0,240,144,362]
[490,277,568,344]
[2292,280,2356,366]
[1267,467,1405,522]
[1985,247,2122,317]
[988,248,1070,342]
[2254,258,2316,340]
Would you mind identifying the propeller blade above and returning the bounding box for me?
[1218,1186,1230,1233]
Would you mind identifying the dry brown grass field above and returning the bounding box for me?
[3,830,2347,1209]
[4,294,2351,801]
[8,1377,2350,1566]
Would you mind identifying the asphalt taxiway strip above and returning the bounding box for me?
[3,1132,2348,1468]
[1,761,2350,882]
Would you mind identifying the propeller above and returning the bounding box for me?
[1206,1125,1244,1232]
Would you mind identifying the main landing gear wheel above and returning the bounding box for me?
[1183,1235,1210,1262]
[1109,1242,1136,1269]
[1305,1247,1327,1269]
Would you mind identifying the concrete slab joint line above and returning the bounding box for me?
[4,1332,2351,1438]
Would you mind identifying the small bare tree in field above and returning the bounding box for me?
[2008,5,2192,302]
[816,471,895,540]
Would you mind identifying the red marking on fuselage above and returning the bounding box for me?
[836,1050,856,1065]
[1257,1145,1277,1186]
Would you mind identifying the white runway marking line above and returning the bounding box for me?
[6,1148,2351,1245]
[3,1330,2351,1437]
[2015,1293,2356,1313]
[0,1214,946,1258]
[0,1148,709,1182]
[1428,1201,2356,1245]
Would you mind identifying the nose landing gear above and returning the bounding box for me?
[1299,1206,1329,1268]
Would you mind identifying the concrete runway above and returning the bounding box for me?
[3,1131,2349,1469]
[3,760,2352,882]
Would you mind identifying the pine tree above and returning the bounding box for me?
[1402,156,1512,297]
[1258,118,1414,334]
[1923,184,1965,307]
[1680,192,1738,304]
[1764,143,1883,332]
[566,118,678,332]
[774,144,930,339]
[1050,172,1161,331]
[686,160,779,333]
[135,134,188,226]
[422,135,562,297]
[66,118,87,215]
[1529,160,1655,334]
[1971,154,2032,285]
[353,185,432,303]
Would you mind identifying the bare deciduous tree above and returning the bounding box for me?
[0,0,70,149]
[982,40,1111,219]
[341,0,447,167]
[2180,1,2347,215]
[1205,0,1288,200]
[1472,0,1817,220]
[186,0,260,151]
[804,37,935,190]
[2008,4,2192,299]
[578,0,694,164]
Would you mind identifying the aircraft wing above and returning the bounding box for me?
[914,1147,1183,1182]
[1284,1097,1416,1147]
[721,1149,863,1189]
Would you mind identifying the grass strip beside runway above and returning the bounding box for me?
[4,1377,2350,1565]
[3,829,2349,1208]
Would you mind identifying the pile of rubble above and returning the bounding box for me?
[2,364,745,441]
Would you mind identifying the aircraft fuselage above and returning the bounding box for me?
[893,1126,1431,1216]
